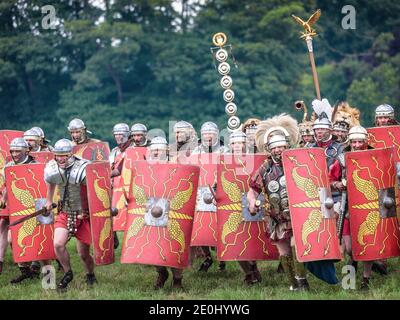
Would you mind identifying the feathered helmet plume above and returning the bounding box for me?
[255,113,300,152]
[312,98,333,129]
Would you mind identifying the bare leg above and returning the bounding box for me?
[360,260,373,290]
[76,240,94,274]
[363,261,373,279]
[275,240,291,256]
[199,246,213,272]
[54,228,71,272]
[171,268,183,289]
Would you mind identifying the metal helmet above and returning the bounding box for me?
[229,131,246,144]
[130,123,147,134]
[312,117,332,130]
[67,118,86,131]
[348,125,368,141]
[263,127,290,151]
[173,121,192,133]
[200,121,219,134]
[31,127,45,139]
[23,128,41,141]
[149,136,168,150]
[53,139,73,155]
[112,123,130,144]
[10,137,29,151]
[375,104,394,118]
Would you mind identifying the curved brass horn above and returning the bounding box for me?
[294,100,309,122]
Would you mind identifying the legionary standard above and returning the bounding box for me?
[210,32,241,131]
[216,154,279,261]
[5,163,56,263]
[292,9,322,100]
[282,148,342,262]
[345,147,400,261]
[121,162,199,268]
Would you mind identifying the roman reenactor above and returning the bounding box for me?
[367,106,400,275]
[110,123,133,178]
[229,131,247,154]
[192,121,228,272]
[330,126,376,289]
[148,136,169,162]
[228,130,262,284]
[295,101,315,147]
[241,118,260,153]
[44,139,96,290]
[192,121,229,155]
[148,137,183,288]
[0,138,45,283]
[110,123,134,249]
[308,99,344,202]
[23,128,45,152]
[247,114,309,290]
[130,123,150,147]
[374,104,398,126]
[331,101,360,144]
[67,118,100,146]
[340,126,400,289]
[169,121,198,162]
[31,126,53,151]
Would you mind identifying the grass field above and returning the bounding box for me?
[1,232,400,300]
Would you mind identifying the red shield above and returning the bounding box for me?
[345,147,400,261]
[112,175,127,231]
[121,147,147,191]
[121,161,199,268]
[367,126,400,162]
[216,154,279,261]
[73,142,110,161]
[282,148,342,263]
[112,151,128,231]
[0,130,23,217]
[367,126,400,221]
[86,162,115,265]
[5,163,56,263]
[113,147,147,230]
[188,153,219,247]
[30,151,54,163]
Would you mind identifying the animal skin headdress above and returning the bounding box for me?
[332,101,360,128]
[255,113,300,152]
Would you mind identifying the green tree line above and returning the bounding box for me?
[0,0,399,145]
